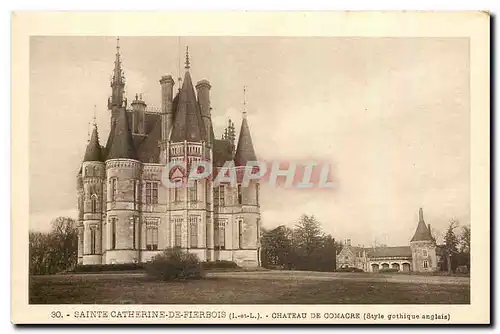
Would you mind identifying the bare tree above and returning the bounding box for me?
[29,217,78,275]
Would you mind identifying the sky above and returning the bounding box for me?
[29,36,470,246]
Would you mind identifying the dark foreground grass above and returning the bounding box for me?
[29,274,469,304]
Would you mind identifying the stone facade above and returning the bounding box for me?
[76,41,261,267]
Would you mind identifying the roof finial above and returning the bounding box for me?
[176,37,183,91]
[116,36,120,52]
[419,207,424,222]
[242,86,247,119]
[185,46,190,69]
[87,121,91,142]
[93,105,97,126]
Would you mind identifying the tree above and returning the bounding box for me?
[29,217,78,275]
[260,225,293,268]
[260,214,339,272]
[458,225,471,270]
[292,215,325,270]
[444,219,460,273]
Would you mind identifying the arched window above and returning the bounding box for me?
[90,194,98,213]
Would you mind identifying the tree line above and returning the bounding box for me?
[260,214,339,271]
[441,219,470,273]
[29,217,78,275]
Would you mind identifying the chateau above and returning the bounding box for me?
[76,40,261,267]
[337,208,441,272]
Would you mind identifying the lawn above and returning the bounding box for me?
[29,273,470,304]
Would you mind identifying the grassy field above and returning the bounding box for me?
[29,272,470,304]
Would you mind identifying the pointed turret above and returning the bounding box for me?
[108,37,125,109]
[107,107,137,160]
[234,117,257,166]
[234,87,257,166]
[83,125,104,162]
[410,208,434,242]
[170,47,205,143]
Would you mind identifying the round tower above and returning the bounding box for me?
[81,125,105,265]
[409,208,438,272]
[232,110,261,267]
[76,168,84,265]
[105,108,141,264]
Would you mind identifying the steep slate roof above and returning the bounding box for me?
[234,117,257,166]
[83,125,104,162]
[367,246,412,258]
[213,139,234,167]
[410,208,434,242]
[107,107,138,160]
[103,119,116,159]
[138,116,161,163]
[170,70,205,143]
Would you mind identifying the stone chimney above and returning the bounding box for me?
[131,93,146,134]
[196,79,212,145]
[160,75,175,141]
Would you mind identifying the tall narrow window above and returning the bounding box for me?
[219,185,225,206]
[189,216,198,248]
[174,180,182,202]
[90,195,97,213]
[146,182,159,205]
[131,217,136,249]
[256,183,260,206]
[219,223,225,250]
[423,260,429,269]
[110,178,117,201]
[237,184,242,204]
[174,218,182,247]
[146,222,158,250]
[238,219,244,249]
[90,227,97,255]
[189,181,198,202]
[422,249,428,257]
[213,186,219,206]
[215,221,225,250]
[110,218,116,250]
[152,182,158,204]
[132,180,137,209]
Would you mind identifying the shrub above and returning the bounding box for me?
[202,260,240,270]
[145,248,204,281]
[378,268,399,273]
[337,267,364,272]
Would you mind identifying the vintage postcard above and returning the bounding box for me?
[11,11,490,324]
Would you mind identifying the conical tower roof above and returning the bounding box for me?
[107,108,138,160]
[410,208,434,242]
[83,125,104,162]
[234,117,257,166]
[170,69,205,143]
